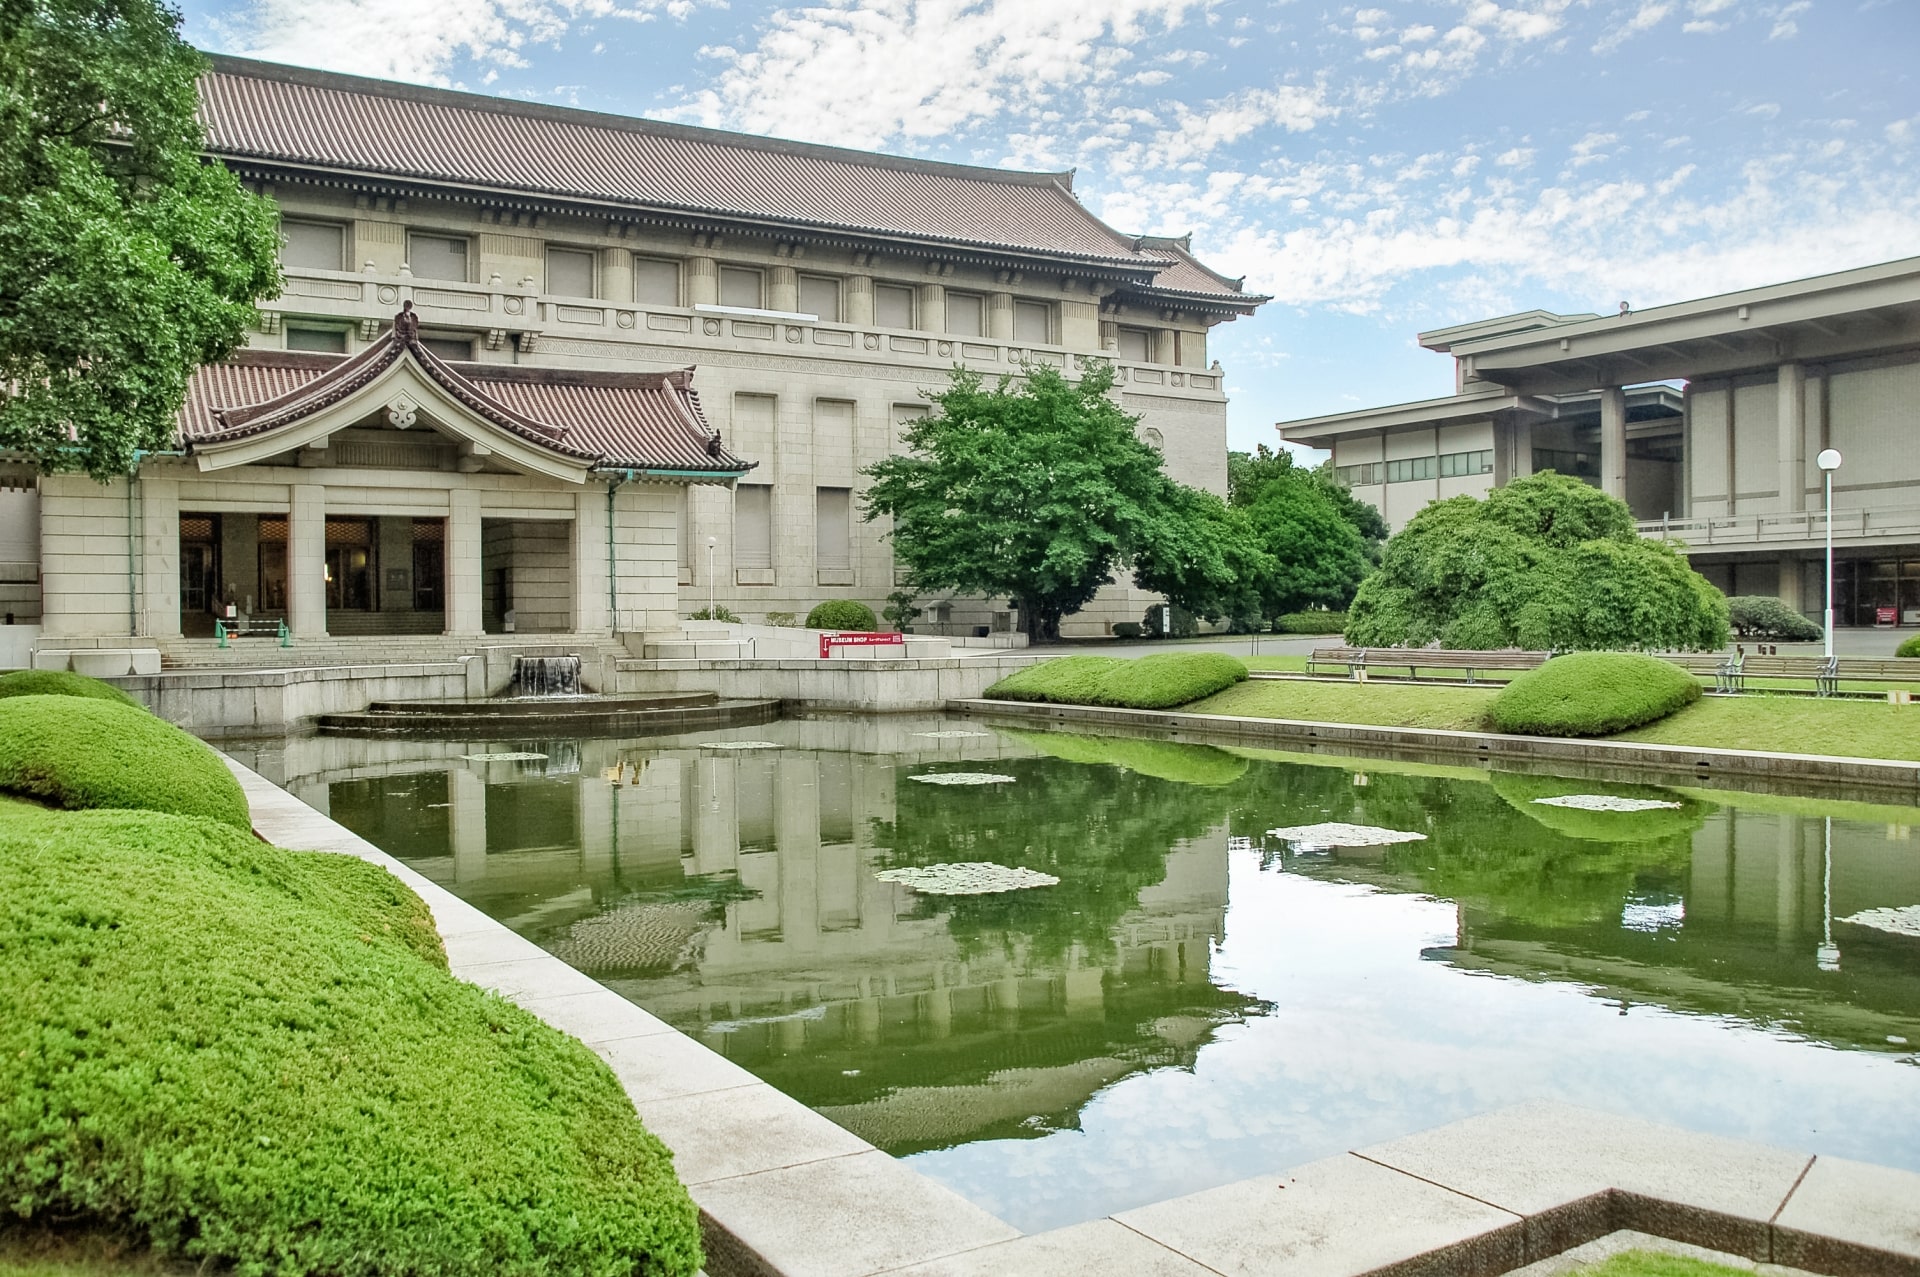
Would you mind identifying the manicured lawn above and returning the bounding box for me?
[1184,679,1920,761]
[1569,1249,1750,1276]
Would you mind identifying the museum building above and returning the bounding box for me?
[1276,257,1920,628]
[7,54,1265,671]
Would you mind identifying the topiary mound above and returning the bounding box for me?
[0,696,250,829]
[1899,634,1920,659]
[0,669,141,707]
[985,653,1247,709]
[1726,595,1822,641]
[0,803,703,1277]
[1489,652,1701,737]
[1005,728,1249,785]
[806,599,879,630]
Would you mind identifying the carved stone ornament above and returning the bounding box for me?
[358,319,381,341]
[785,326,802,343]
[257,312,281,335]
[616,311,636,329]
[937,341,953,357]
[385,393,419,429]
[863,334,880,350]
[517,331,538,354]
[392,300,420,343]
[504,296,524,316]
[703,319,722,336]
[376,284,399,305]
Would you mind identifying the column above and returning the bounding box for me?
[769,264,799,314]
[1778,558,1803,611]
[1776,815,1804,954]
[445,488,482,636]
[138,476,180,638]
[577,771,613,875]
[288,483,327,639]
[1599,386,1627,502]
[601,247,633,304]
[776,755,821,954]
[845,274,874,326]
[687,256,718,307]
[916,282,945,333]
[573,488,610,634]
[691,754,739,876]
[987,292,1014,340]
[1061,299,1101,351]
[448,766,488,883]
[1778,362,1806,512]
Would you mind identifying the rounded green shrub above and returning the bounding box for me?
[0,669,141,707]
[0,804,702,1277]
[1092,652,1249,709]
[807,599,879,630]
[1273,610,1348,635]
[1489,652,1701,737]
[1898,634,1920,658]
[0,696,250,829]
[1112,621,1145,639]
[1726,596,1822,641]
[986,655,1127,704]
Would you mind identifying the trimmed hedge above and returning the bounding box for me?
[1112,622,1144,639]
[807,599,879,630]
[1006,728,1249,786]
[985,653,1247,710]
[1274,610,1349,635]
[0,803,703,1277]
[1489,651,1701,737]
[0,670,141,707]
[1899,634,1920,658]
[0,696,249,829]
[1726,595,1821,641]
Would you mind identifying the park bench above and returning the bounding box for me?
[1667,651,1904,691]
[1306,646,1553,684]
[215,616,291,648]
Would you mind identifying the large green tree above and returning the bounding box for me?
[864,362,1249,640]
[1,0,281,478]
[1345,471,1729,651]
[1221,444,1376,621]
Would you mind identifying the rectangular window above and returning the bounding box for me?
[946,292,985,337]
[875,283,914,329]
[1013,300,1052,343]
[798,275,842,322]
[1117,327,1154,362]
[1438,449,1494,478]
[281,220,345,271]
[1334,462,1384,487]
[411,519,444,612]
[719,266,763,309]
[735,485,773,570]
[286,326,348,354]
[406,233,468,283]
[1384,456,1437,483]
[633,257,681,306]
[1532,448,1600,480]
[816,487,852,571]
[420,334,473,361]
[546,247,596,298]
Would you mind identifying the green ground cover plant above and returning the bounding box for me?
[1725,595,1821,641]
[1489,652,1701,737]
[0,802,702,1277]
[1570,1250,1750,1277]
[0,671,139,707]
[1187,678,1498,730]
[0,696,249,828]
[986,653,1247,709]
[687,605,740,622]
[806,599,879,630]
[1004,728,1249,785]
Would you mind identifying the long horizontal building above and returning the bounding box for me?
[9,55,1264,670]
[1277,258,1920,629]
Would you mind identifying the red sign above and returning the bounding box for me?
[819,631,906,658]
[1877,606,1898,627]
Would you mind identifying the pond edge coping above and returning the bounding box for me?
[949,698,1920,801]
[220,751,1920,1277]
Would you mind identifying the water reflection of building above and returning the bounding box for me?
[238,723,1265,1154]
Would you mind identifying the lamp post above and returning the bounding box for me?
[1816,449,1842,659]
[706,536,717,619]
[1816,816,1841,972]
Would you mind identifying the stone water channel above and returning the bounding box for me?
[224,716,1920,1235]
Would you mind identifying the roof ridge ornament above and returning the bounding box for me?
[393,300,420,343]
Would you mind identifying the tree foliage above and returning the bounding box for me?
[1345,472,1729,651]
[1217,445,1376,623]
[0,0,281,477]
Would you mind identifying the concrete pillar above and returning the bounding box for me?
[139,477,181,639]
[1599,386,1628,502]
[691,755,739,876]
[288,483,327,639]
[1778,558,1803,611]
[687,256,718,307]
[917,283,945,333]
[446,489,482,636]
[601,248,633,304]
[1776,815,1804,954]
[448,766,488,883]
[573,488,609,635]
[987,292,1014,340]
[845,275,874,326]
[769,265,799,314]
[577,771,612,875]
[776,755,820,952]
[1061,299,1100,352]
[1778,362,1806,512]
[377,516,412,612]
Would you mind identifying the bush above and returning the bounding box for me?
[1112,622,1144,639]
[807,599,879,631]
[1489,651,1701,737]
[1273,610,1348,635]
[0,696,249,829]
[0,669,141,707]
[764,610,800,627]
[688,605,740,622]
[1726,596,1822,641]
[0,804,702,1276]
[1898,634,1920,658]
[985,653,1247,709]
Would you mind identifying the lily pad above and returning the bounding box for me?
[1266,821,1428,848]
[875,862,1060,895]
[909,772,1017,786]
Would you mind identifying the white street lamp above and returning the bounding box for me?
[706,536,718,619]
[1817,449,1842,660]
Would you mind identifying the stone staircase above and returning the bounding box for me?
[151,633,639,695]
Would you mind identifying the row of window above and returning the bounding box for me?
[1334,449,1494,487]
[282,219,1059,340]
[714,486,853,574]
[1531,448,1600,480]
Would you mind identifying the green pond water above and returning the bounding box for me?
[236,716,1920,1233]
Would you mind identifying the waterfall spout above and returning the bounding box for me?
[510,654,583,697]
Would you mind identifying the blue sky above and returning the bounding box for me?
[177,0,1920,454]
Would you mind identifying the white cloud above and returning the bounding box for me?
[1770,0,1809,38]
[1682,19,1728,33]
[1569,130,1618,166]
[1593,0,1671,53]
[1888,117,1917,145]
[1495,146,1534,166]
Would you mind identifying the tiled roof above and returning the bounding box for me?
[179,313,751,476]
[1124,236,1269,308]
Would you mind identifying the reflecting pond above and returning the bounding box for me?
[232,718,1920,1233]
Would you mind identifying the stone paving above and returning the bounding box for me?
[223,751,1920,1277]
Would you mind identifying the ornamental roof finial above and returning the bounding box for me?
[393,300,420,343]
